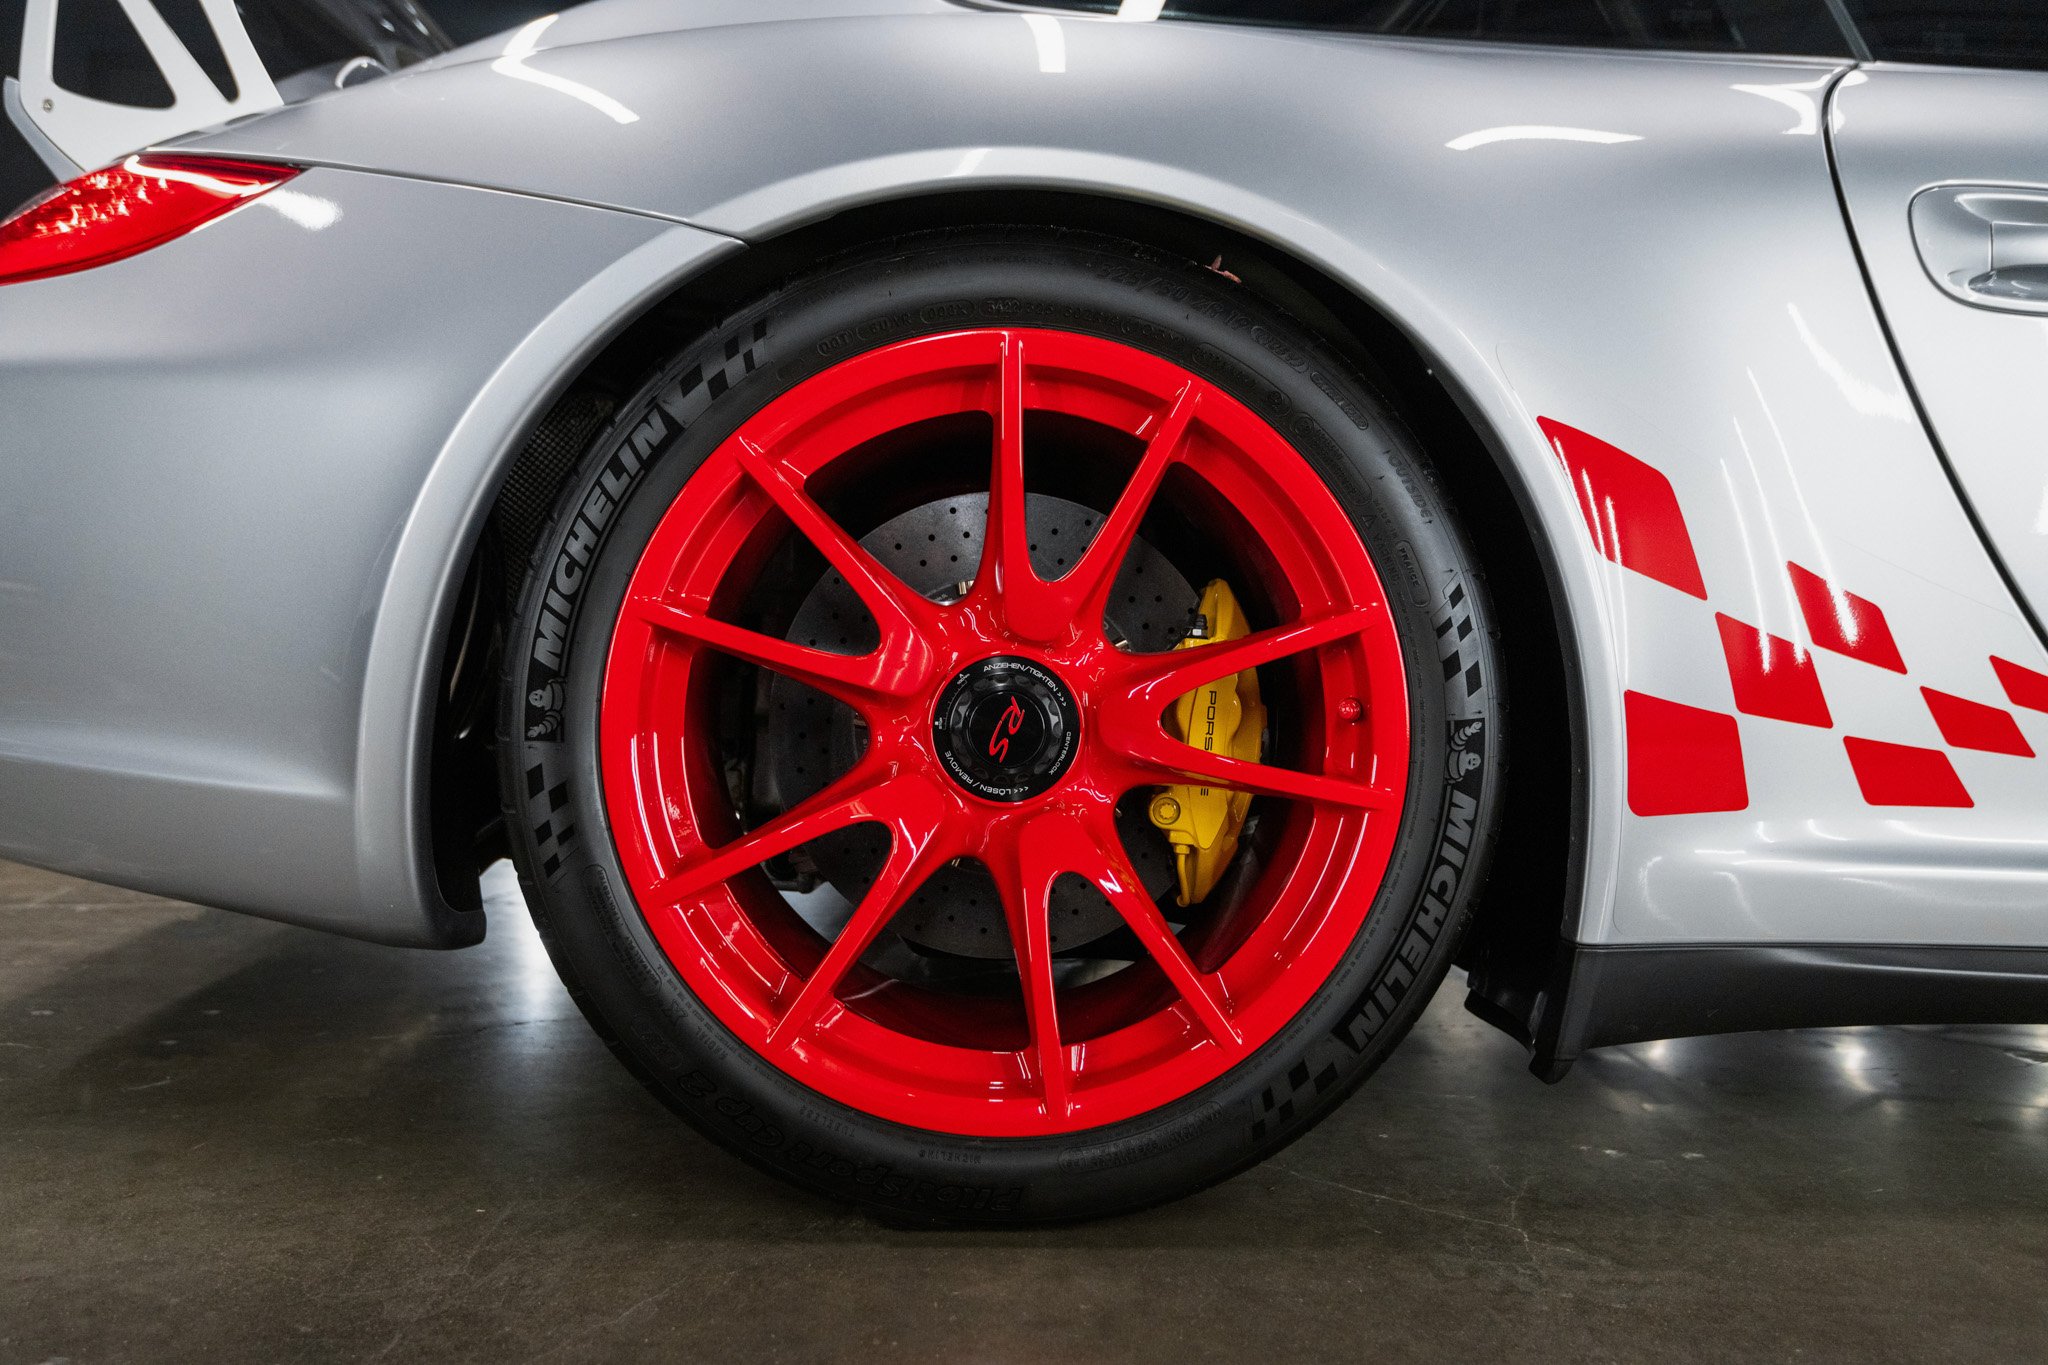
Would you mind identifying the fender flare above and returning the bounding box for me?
[354,220,741,946]
[371,155,1615,952]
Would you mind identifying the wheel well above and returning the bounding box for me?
[431,190,1582,1026]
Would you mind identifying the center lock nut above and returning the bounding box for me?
[932,655,1080,802]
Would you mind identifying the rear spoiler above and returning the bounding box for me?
[5,0,284,177]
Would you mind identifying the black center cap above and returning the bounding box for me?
[933,656,1079,802]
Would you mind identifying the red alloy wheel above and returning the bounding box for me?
[599,328,1409,1137]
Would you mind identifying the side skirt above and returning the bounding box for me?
[1468,942,2048,1082]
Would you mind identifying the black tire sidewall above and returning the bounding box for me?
[499,232,1504,1223]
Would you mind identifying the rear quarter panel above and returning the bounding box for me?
[138,12,2048,948]
[0,167,725,941]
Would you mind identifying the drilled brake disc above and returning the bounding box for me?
[768,492,1198,957]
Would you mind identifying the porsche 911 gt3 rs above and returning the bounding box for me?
[5,0,2047,1221]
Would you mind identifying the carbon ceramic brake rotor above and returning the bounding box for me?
[770,492,1197,957]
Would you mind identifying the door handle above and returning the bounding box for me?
[1911,186,2048,314]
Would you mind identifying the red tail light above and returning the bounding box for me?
[0,154,299,287]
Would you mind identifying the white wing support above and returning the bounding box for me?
[7,0,283,176]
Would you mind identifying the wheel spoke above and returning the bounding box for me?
[1059,812,1241,1049]
[1099,605,1393,806]
[1044,381,1200,633]
[1120,734,1398,809]
[974,333,1061,639]
[766,779,954,1051]
[999,822,1074,1120]
[1123,607,1380,706]
[626,595,905,705]
[647,762,899,909]
[732,437,935,688]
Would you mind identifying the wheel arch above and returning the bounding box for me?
[355,221,742,946]
[425,189,1588,1022]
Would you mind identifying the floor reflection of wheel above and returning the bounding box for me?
[501,233,1504,1222]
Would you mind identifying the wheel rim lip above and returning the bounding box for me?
[598,326,1411,1138]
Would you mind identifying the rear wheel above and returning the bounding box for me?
[500,232,1503,1222]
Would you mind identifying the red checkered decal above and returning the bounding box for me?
[1623,691,1748,816]
[1716,613,1832,729]
[1921,688,2034,757]
[1544,419,2040,814]
[1992,657,2048,713]
[1789,563,1906,674]
[1842,738,1973,808]
[1540,418,1708,599]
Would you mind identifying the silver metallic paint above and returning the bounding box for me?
[420,0,963,70]
[0,165,732,943]
[7,3,2047,956]
[1831,66,2048,632]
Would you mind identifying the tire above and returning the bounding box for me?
[498,229,1504,1224]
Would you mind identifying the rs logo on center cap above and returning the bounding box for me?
[987,697,1027,763]
[934,657,1079,802]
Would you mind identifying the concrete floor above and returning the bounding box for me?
[2,859,2045,1364]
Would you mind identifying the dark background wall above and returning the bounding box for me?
[1,0,559,214]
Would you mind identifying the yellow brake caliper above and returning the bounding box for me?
[1147,579,1267,907]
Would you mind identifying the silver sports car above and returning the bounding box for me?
[6,0,2048,1221]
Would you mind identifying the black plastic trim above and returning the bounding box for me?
[1508,941,2048,1078]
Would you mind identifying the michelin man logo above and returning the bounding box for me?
[1449,720,1483,780]
[528,680,565,740]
